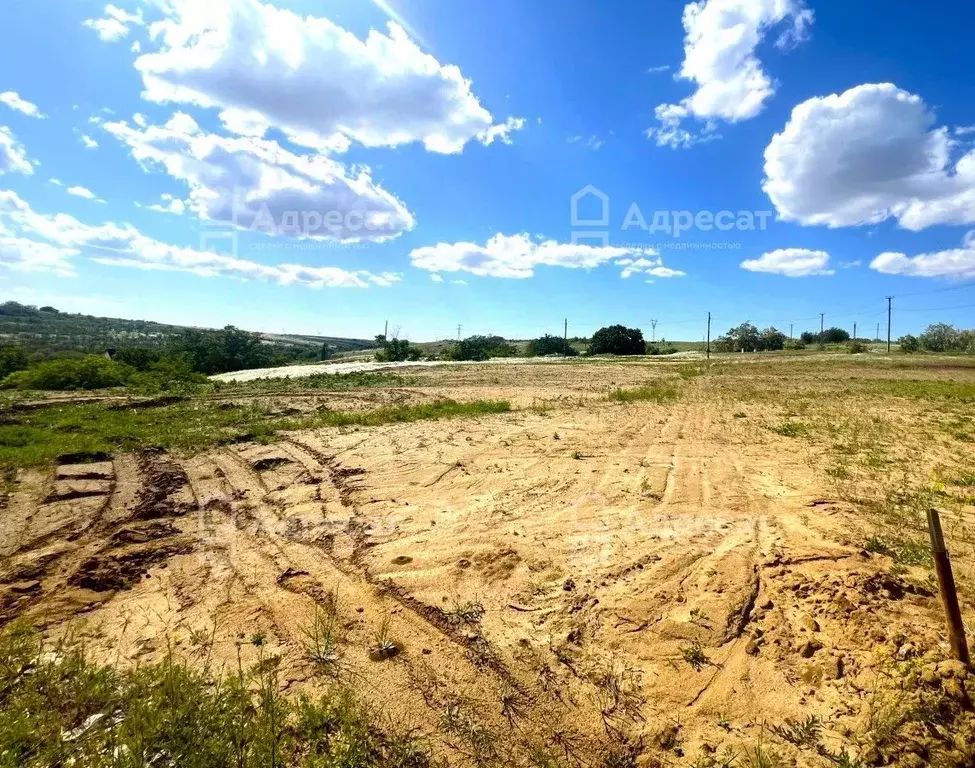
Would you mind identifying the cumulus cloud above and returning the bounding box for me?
[740,248,833,276]
[763,83,975,230]
[0,189,402,288]
[67,185,102,202]
[104,114,414,242]
[615,256,686,279]
[81,135,99,149]
[410,233,668,279]
[0,91,43,118]
[648,0,812,148]
[430,273,444,283]
[141,193,186,215]
[0,236,78,277]
[0,127,33,175]
[134,0,522,154]
[870,232,975,280]
[83,4,144,42]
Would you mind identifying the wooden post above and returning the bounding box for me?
[706,312,711,360]
[928,508,970,666]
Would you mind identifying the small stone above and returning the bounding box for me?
[801,664,824,685]
[745,638,760,655]
[391,555,413,565]
[760,599,774,610]
[9,580,40,594]
[799,640,822,658]
[800,614,820,632]
[563,578,576,592]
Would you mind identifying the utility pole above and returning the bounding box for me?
[563,318,568,358]
[706,312,711,360]
[789,323,793,341]
[853,322,857,342]
[651,318,658,343]
[457,324,462,342]
[384,319,388,339]
[886,296,893,354]
[820,313,825,347]
[876,322,880,342]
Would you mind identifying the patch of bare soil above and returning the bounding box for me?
[1,367,973,766]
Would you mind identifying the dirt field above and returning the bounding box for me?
[3,356,975,766]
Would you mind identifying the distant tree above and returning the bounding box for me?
[589,325,645,356]
[799,331,816,345]
[718,323,760,352]
[169,326,274,374]
[374,334,421,362]
[899,334,920,353]
[760,327,787,351]
[919,323,961,353]
[0,344,29,379]
[527,334,577,357]
[113,347,163,372]
[320,342,333,361]
[822,327,850,344]
[449,335,518,361]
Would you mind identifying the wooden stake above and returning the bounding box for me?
[928,508,970,666]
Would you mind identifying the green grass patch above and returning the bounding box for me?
[608,383,679,404]
[215,371,419,394]
[0,398,511,469]
[769,421,809,438]
[0,623,430,768]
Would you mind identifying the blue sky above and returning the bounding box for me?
[2,0,975,342]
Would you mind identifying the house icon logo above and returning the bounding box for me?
[570,184,609,245]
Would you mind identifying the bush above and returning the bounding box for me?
[847,340,869,354]
[899,334,920,353]
[448,335,518,361]
[169,326,275,375]
[374,335,422,362]
[527,334,577,357]
[589,325,645,356]
[1,356,133,391]
[822,327,850,344]
[783,339,806,350]
[0,344,29,379]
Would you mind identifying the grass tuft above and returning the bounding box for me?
[608,383,679,404]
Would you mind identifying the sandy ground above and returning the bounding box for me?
[2,360,974,766]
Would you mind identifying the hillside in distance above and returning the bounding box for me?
[0,302,374,357]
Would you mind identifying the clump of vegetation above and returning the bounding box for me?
[769,421,809,437]
[847,340,870,354]
[447,335,518,361]
[589,325,645,356]
[374,334,422,362]
[527,334,577,357]
[1,355,134,391]
[713,323,786,353]
[608,383,679,403]
[0,623,431,768]
[799,327,850,345]
[0,398,511,469]
[679,641,709,670]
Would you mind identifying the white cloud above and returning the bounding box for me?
[0,91,43,118]
[763,83,975,231]
[410,233,665,279]
[568,135,605,151]
[0,189,402,288]
[0,236,78,277]
[104,114,414,242]
[648,0,812,147]
[67,186,97,200]
[0,127,33,175]
[430,273,443,283]
[477,116,527,147]
[131,40,142,53]
[132,113,147,127]
[870,232,975,280]
[135,0,522,154]
[615,256,686,279]
[84,4,144,42]
[81,135,99,149]
[142,193,186,215]
[740,248,833,276]
[451,279,467,285]
[647,65,671,74]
